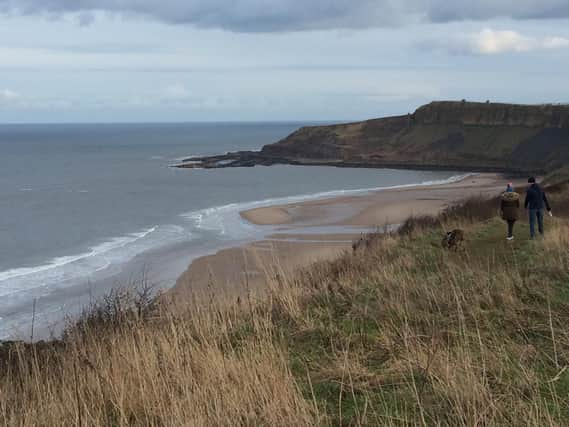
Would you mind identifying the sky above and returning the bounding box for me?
[1,0,569,123]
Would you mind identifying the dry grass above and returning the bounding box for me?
[2,188,569,425]
[0,280,317,426]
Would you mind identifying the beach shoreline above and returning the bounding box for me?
[173,173,512,297]
[0,168,475,341]
[0,172,516,341]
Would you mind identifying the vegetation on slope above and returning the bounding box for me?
[181,101,569,174]
[260,101,569,173]
[2,184,569,425]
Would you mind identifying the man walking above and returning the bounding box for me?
[524,177,552,239]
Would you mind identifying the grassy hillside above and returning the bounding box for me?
[260,101,569,173]
[2,185,569,425]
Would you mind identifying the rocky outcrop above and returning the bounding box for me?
[177,101,569,173]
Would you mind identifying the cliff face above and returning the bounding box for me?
[259,101,569,172]
[179,101,569,173]
[413,101,569,128]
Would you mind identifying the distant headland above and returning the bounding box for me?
[177,100,569,175]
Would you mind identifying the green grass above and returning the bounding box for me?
[276,215,569,425]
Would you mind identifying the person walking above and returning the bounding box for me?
[500,183,520,241]
[524,177,552,239]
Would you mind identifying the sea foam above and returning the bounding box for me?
[0,225,193,299]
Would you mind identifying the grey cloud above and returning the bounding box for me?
[0,0,568,32]
[76,11,95,27]
[427,0,569,22]
[0,0,403,31]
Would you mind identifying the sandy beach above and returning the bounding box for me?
[173,173,512,297]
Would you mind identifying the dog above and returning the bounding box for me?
[441,229,465,251]
[352,235,369,252]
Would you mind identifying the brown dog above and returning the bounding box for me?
[441,229,465,251]
[352,235,369,252]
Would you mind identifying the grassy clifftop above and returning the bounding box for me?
[261,101,569,173]
[2,184,569,425]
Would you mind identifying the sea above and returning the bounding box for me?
[0,122,462,340]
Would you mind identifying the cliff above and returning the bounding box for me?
[179,101,569,173]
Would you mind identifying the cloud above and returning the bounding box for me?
[425,0,569,22]
[471,29,535,54]
[125,84,204,108]
[76,11,95,27]
[162,83,192,100]
[0,88,20,102]
[1,0,569,32]
[0,0,406,31]
[421,28,569,55]
[159,83,205,105]
[543,37,569,49]
[0,88,74,109]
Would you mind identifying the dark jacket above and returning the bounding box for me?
[524,184,551,211]
[500,192,520,221]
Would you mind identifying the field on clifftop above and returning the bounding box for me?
[2,184,569,425]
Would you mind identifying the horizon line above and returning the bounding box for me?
[0,119,353,126]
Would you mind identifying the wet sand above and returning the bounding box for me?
[173,173,510,296]
[241,173,504,227]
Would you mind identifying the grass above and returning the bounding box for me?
[2,186,569,425]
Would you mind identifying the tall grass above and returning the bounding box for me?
[2,188,569,425]
[0,282,316,426]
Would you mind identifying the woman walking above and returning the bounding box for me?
[500,183,520,241]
